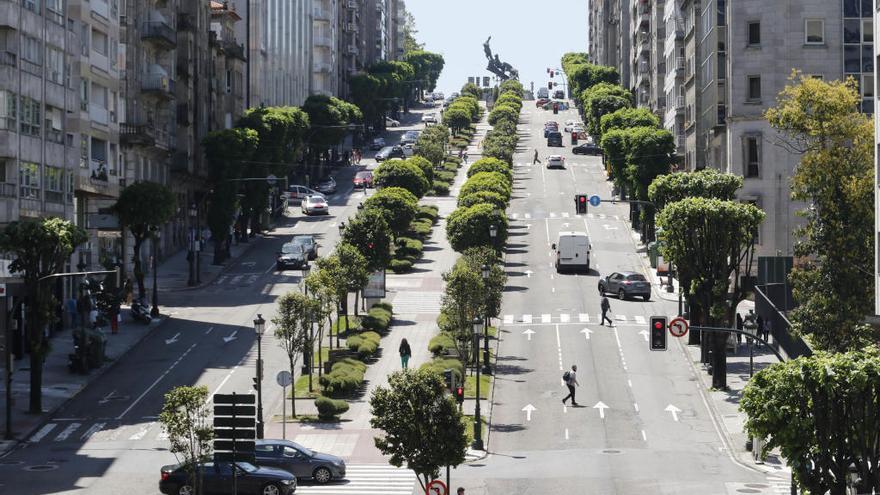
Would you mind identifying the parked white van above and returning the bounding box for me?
[552,231,592,273]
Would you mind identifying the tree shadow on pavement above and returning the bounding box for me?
[490,423,526,433]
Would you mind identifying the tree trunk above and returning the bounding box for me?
[132,237,145,300]
[353,291,359,317]
[343,297,350,337]
[27,290,45,413]
[289,356,297,418]
[327,314,334,349]
[213,239,226,265]
[710,332,728,389]
[687,298,701,345]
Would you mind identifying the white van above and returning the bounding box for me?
[552,231,592,273]
[537,86,549,99]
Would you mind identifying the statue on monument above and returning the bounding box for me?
[482,36,518,81]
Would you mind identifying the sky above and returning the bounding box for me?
[405,0,590,96]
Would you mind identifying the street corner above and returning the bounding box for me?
[464,448,489,463]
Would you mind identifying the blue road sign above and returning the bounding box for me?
[589,195,601,207]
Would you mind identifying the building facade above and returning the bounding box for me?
[360,0,386,66]
[311,0,338,96]
[337,0,361,100]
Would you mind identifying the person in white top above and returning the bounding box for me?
[562,364,580,406]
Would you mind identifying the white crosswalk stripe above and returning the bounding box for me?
[80,422,105,441]
[634,315,646,325]
[615,315,627,322]
[54,423,80,442]
[522,314,532,324]
[559,313,570,323]
[389,291,443,314]
[501,314,654,325]
[29,423,57,443]
[541,314,551,323]
[578,313,589,322]
[510,213,519,220]
[549,212,557,218]
[562,212,570,218]
[524,213,531,219]
[295,464,416,495]
[503,314,514,324]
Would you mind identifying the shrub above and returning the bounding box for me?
[488,104,519,126]
[409,218,434,237]
[446,202,509,252]
[442,162,459,172]
[395,237,423,259]
[459,172,512,202]
[445,156,462,166]
[417,204,439,222]
[319,358,367,397]
[363,187,419,239]
[450,137,470,150]
[407,156,434,185]
[428,332,456,356]
[435,170,456,183]
[374,160,430,198]
[467,158,512,183]
[420,357,464,385]
[457,190,507,211]
[371,301,393,314]
[361,306,392,332]
[390,258,413,273]
[430,181,450,197]
[315,396,350,420]
[346,331,381,359]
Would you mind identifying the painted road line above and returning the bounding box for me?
[634,315,646,325]
[29,423,57,443]
[562,211,570,218]
[80,422,105,441]
[544,218,550,243]
[524,213,531,219]
[522,314,532,324]
[642,430,648,441]
[559,313,570,323]
[550,212,557,218]
[128,422,153,441]
[54,423,81,442]
[503,315,514,324]
[579,313,589,322]
[615,315,627,321]
[555,324,563,371]
[117,343,198,420]
[510,213,519,220]
[542,314,551,323]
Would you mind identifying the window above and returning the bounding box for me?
[0,90,16,130]
[80,135,88,168]
[864,20,874,43]
[226,69,232,93]
[21,35,42,65]
[91,30,108,56]
[844,0,859,18]
[845,45,861,72]
[805,19,824,44]
[23,0,38,13]
[845,19,861,44]
[44,166,63,203]
[747,22,760,46]
[19,97,40,136]
[46,46,64,85]
[810,74,824,80]
[19,162,39,199]
[747,75,761,101]
[744,135,761,178]
[716,0,726,27]
[863,45,874,72]
[862,74,874,98]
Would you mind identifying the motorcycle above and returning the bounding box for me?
[131,299,152,324]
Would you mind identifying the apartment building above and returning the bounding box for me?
[360,0,386,65]
[629,0,666,116]
[874,0,880,315]
[0,0,78,231]
[312,0,338,96]
[337,0,361,100]
[662,0,685,158]
[385,0,405,61]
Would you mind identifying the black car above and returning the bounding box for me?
[291,235,317,260]
[277,242,308,270]
[375,145,405,161]
[314,177,337,194]
[255,439,346,484]
[159,461,297,495]
[598,271,651,301]
[547,131,563,147]
[573,142,602,155]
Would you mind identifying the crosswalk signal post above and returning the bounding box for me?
[575,194,588,214]
[650,316,667,351]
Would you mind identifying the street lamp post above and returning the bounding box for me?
[187,204,197,287]
[336,222,346,347]
[301,263,312,378]
[480,264,491,375]
[489,223,498,253]
[472,317,485,451]
[151,229,160,317]
[253,314,266,439]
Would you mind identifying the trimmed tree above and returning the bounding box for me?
[466,158,512,183]
[370,369,467,491]
[442,106,471,136]
[600,107,660,135]
[363,187,419,239]
[624,126,676,240]
[341,209,393,272]
[439,263,486,368]
[459,171,512,202]
[407,156,434,185]
[657,198,764,389]
[374,159,430,198]
[159,386,213,495]
[487,104,518,126]
[113,181,177,299]
[457,190,508,211]
[582,83,633,138]
[446,203,508,253]
[460,82,482,101]
[273,291,319,417]
[0,218,87,413]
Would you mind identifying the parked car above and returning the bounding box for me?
[543,125,559,138]
[573,142,603,155]
[422,113,437,124]
[385,116,400,127]
[287,185,324,205]
[159,461,297,495]
[401,130,420,144]
[375,145,405,161]
[277,242,308,270]
[255,439,346,484]
[291,234,317,260]
[353,170,374,188]
[564,120,585,133]
[598,271,651,301]
[402,143,415,157]
[535,98,551,107]
[370,137,386,150]
[546,155,565,169]
[301,195,329,215]
[314,177,337,194]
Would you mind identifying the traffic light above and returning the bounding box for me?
[367,242,374,250]
[443,368,454,392]
[575,194,588,214]
[550,70,554,77]
[548,82,553,90]
[252,376,261,391]
[455,386,464,404]
[650,316,668,351]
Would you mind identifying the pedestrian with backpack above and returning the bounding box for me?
[600,296,614,326]
[399,338,412,369]
[561,364,580,406]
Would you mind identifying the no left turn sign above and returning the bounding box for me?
[426,479,448,495]
[668,317,689,338]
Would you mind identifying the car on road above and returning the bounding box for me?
[598,271,652,301]
[537,86,549,99]
[402,142,415,157]
[287,185,324,205]
[255,439,346,484]
[291,234,317,260]
[385,116,400,127]
[546,154,565,169]
[276,241,308,270]
[160,461,297,495]
[542,100,570,111]
[369,137,386,150]
[401,130,420,144]
[535,97,551,107]
[314,177,337,194]
[564,120,584,133]
[422,113,437,124]
[553,231,591,273]
[547,130,563,147]
[353,170,374,188]
[543,123,559,138]
[375,145,405,161]
[553,89,565,99]
[301,195,329,215]
[573,142,603,155]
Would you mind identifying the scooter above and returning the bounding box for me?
[131,300,152,324]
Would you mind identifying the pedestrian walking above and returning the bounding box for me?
[762,318,772,344]
[532,149,541,164]
[561,364,580,406]
[458,149,464,160]
[66,296,78,330]
[600,296,613,326]
[457,488,465,495]
[735,312,744,344]
[756,315,765,347]
[463,151,469,164]
[399,338,412,369]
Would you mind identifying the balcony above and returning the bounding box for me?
[346,0,358,10]
[677,135,686,149]
[675,96,685,109]
[345,22,357,32]
[314,34,332,48]
[313,7,331,22]
[638,4,650,26]
[313,61,332,73]
[0,50,15,67]
[141,74,175,99]
[676,57,685,72]
[222,40,246,61]
[141,20,177,48]
[347,45,358,55]
[119,123,156,147]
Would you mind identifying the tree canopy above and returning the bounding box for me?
[600,107,660,135]
[648,169,742,210]
[374,159,430,198]
[582,83,633,138]
[364,186,419,239]
[341,209,393,272]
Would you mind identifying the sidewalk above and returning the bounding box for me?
[0,239,260,455]
[147,236,261,292]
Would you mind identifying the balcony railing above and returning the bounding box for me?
[313,7,331,22]
[0,50,15,67]
[141,20,177,48]
[675,96,685,109]
[142,74,175,98]
[0,182,16,198]
[222,40,246,61]
[676,57,685,71]
[119,123,156,147]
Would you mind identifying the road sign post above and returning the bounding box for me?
[668,317,689,338]
[589,195,601,207]
[276,371,292,439]
[426,479,448,495]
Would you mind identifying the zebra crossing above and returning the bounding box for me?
[28,419,171,444]
[513,161,600,168]
[296,464,416,495]
[212,272,262,288]
[502,313,647,326]
[388,290,443,314]
[508,212,622,221]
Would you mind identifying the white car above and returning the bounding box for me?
[422,113,437,124]
[301,195,329,215]
[547,155,565,169]
[385,117,400,127]
[288,185,325,205]
[402,143,415,157]
[563,120,576,132]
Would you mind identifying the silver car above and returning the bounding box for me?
[598,271,652,301]
[254,439,346,484]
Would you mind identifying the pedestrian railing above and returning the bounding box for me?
[754,285,812,360]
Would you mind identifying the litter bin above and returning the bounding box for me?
[648,242,659,268]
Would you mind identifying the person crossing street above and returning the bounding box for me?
[600,295,614,326]
[561,364,580,406]
[533,149,541,165]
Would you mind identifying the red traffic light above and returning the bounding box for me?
[579,196,586,202]
[367,242,374,249]
[654,321,663,329]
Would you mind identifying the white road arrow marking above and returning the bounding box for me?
[165,333,180,345]
[522,329,535,341]
[222,330,238,344]
[639,330,649,342]
[603,224,618,230]
[580,328,593,340]
[241,261,256,267]
[522,404,536,421]
[562,222,570,228]
[524,270,533,278]
[665,404,682,422]
[593,401,609,419]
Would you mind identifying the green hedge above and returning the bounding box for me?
[457,190,508,211]
[417,205,439,223]
[435,170,456,184]
[372,301,393,313]
[361,306,392,333]
[346,331,381,359]
[420,357,465,385]
[442,162,460,172]
[409,218,434,238]
[390,259,413,273]
[428,332,456,356]
[446,156,462,166]
[430,181,450,196]
[459,172,512,202]
[395,237,424,259]
[315,396,350,419]
[319,358,367,397]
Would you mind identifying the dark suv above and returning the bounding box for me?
[547,131,563,147]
